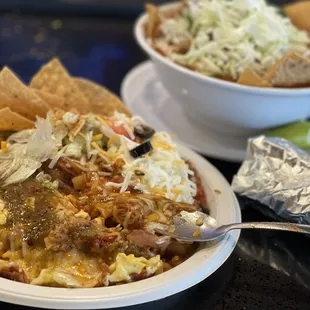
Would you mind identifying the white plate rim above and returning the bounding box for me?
[0,144,241,309]
[121,60,246,162]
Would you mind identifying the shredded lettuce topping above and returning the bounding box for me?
[160,0,310,79]
[1,110,197,204]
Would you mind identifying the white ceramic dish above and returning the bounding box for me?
[134,3,310,137]
[121,60,247,162]
[0,144,241,309]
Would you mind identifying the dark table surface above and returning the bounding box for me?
[1,2,310,309]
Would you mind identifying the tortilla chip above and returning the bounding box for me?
[0,67,50,118]
[162,1,187,19]
[0,107,34,131]
[0,99,39,121]
[145,3,161,39]
[284,1,310,33]
[30,58,89,113]
[74,78,132,117]
[34,89,65,110]
[237,68,271,87]
[263,53,310,87]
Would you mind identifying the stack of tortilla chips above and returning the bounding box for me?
[0,58,132,132]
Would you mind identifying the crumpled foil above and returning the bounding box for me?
[232,135,310,224]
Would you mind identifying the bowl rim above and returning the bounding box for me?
[0,144,241,309]
[134,2,310,96]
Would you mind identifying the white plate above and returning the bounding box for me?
[0,145,241,309]
[121,61,247,162]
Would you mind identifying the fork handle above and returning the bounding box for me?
[218,222,310,235]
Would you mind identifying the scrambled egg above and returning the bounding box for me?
[106,253,163,283]
[30,252,163,286]
[31,267,102,288]
[2,248,106,288]
[30,250,107,288]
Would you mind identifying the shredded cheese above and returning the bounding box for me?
[69,119,86,141]
[96,115,108,126]
[48,145,68,169]
[92,134,103,142]
[91,142,120,159]
[107,131,197,204]
[152,141,176,151]
[1,141,7,152]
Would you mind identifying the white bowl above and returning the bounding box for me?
[0,144,241,309]
[134,3,310,137]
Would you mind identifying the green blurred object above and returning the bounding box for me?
[265,121,310,149]
[279,6,287,16]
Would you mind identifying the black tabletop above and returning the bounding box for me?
[1,3,310,310]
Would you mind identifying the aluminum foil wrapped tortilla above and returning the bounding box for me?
[232,135,310,224]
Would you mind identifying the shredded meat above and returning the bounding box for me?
[124,244,157,259]
[41,162,75,195]
[90,233,120,253]
[186,160,208,210]
[130,271,149,281]
[56,158,85,177]
[127,229,170,255]
[45,217,123,258]
[0,264,29,283]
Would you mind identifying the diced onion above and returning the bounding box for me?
[72,175,86,190]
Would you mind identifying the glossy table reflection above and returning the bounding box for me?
[0,5,310,310]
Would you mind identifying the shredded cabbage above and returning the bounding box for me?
[27,117,56,162]
[161,0,310,79]
[0,117,58,186]
[6,129,34,145]
[84,114,99,132]
[65,135,84,159]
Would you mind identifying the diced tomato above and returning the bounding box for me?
[106,120,132,140]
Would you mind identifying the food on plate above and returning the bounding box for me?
[145,0,310,88]
[0,60,208,288]
[264,121,310,150]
